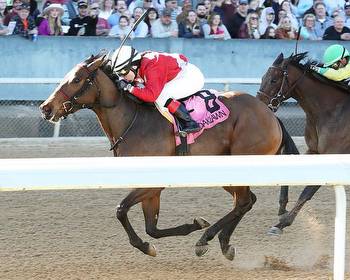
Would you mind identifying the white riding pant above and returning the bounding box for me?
[155,63,205,114]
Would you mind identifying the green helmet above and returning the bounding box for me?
[323,44,350,67]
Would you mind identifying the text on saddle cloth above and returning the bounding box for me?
[172,89,230,146]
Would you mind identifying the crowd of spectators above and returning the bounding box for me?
[1,0,350,40]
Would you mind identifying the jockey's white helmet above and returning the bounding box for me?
[112,46,142,75]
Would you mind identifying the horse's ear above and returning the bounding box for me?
[87,54,107,71]
[273,53,284,66]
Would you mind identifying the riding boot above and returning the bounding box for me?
[165,99,201,133]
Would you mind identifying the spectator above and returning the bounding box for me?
[28,0,39,20]
[163,0,181,22]
[144,6,158,33]
[66,0,98,36]
[99,0,113,20]
[151,7,178,37]
[0,14,8,35]
[0,0,6,18]
[280,0,299,30]
[275,15,298,39]
[108,0,130,27]
[227,0,248,38]
[323,15,350,40]
[216,0,238,27]
[178,9,203,38]
[314,2,332,38]
[90,1,110,36]
[202,12,231,39]
[12,3,37,38]
[344,1,350,27]
[128,0,154,15]
[300,13,319,39]
[176,0,192,24]
[195,2,208,25]
[131,7,148,37]
[238,11,260,38]
[296,0,313,17]
[61,0,78,25]
[3,0,22,25]
[108,14,134,38]
[259,6,277,34]
[261,25,276,38]
[203,0,213,15]
[38,3,64,35]
[248,0,259,12]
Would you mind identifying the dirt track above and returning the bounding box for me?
[0,138,349,280]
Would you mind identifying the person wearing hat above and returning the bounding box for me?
[66,0,97,36]
[258,6,277,34]
[344,1,350,27]
[12,2,38,37]
[112,45,205,133]
[311,44,350,82]
[38,3,63,35]
[151,7,178,37]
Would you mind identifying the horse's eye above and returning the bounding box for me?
[73,77,81,83]
[271,79,277,84]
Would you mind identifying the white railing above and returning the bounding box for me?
[0,77,262,92]
[0,155,347,280]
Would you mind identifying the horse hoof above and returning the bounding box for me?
[223,245,236,261]
[267,226,283,236]
[147,243,157,257]
[195,244,209,257]
[194,217,210,229]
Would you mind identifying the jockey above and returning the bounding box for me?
[311,44,350,82]
[111,45,205,133]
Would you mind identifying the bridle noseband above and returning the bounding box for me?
[58,64,101,115]
[257,62,305,112]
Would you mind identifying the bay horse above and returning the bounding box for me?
[40,52,297,259]
[258,52,350,235]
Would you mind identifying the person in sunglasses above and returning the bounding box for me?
[111,45,205,133]
[311,44,350,82]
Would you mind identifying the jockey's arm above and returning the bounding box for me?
[130,64,167,103]
[315,63,350,81]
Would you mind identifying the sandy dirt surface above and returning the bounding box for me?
[0,138,349,280]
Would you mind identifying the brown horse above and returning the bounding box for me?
[40,53,297,259]
[257,52,349,235]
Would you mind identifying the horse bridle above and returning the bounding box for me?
[58,63,101,115]
[257,62,306,112]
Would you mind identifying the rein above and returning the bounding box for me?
[58,65,101,115]
[258,63,306,112]
[109,106,139,154]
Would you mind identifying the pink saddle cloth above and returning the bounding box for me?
[174,89,230,146]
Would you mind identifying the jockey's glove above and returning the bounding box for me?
[116,79,133,93]
[309,64,320,72]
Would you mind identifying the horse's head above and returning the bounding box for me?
[40,54,107,122]
[257,52,307,112]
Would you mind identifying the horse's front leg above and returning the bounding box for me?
[116,188,164,257]
[278,185,289,216]
[142,195,210,240]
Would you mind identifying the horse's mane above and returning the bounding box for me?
[287,52,350,93]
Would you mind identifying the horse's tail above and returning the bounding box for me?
[278,117,299,155]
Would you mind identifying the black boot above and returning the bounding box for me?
[173,103,201,133]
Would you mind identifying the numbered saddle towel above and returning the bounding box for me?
[174,89,230,146]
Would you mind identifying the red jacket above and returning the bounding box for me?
[131,51,188,102]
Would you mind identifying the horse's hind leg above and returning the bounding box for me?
[195,186,256,259]
[142,196,210,239]
[268,185,321,235]
[116,188,164,257]
[218,188,256,261]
